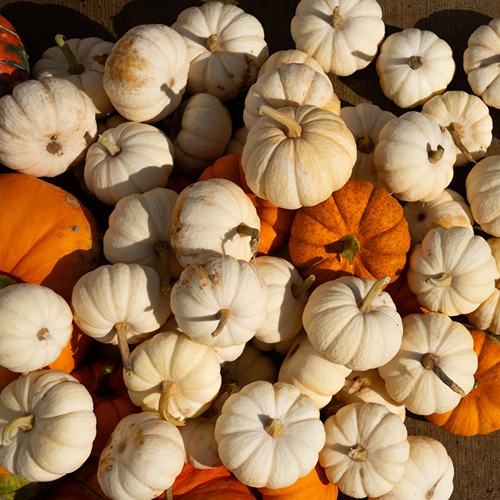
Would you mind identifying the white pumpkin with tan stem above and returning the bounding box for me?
[257,48,327,79]
[376,28,455,109]
[98,411,185,500]
[172,1,268,101]
[214,380,326,489]
[103,24,190,123]
[378,312,478,415]
[320,402,410,499]
[291,0,385,76]
[0,283,73,373]
[0,370,96,482]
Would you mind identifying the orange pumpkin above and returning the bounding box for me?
[0,466,31,499]
[199,154,296,255]
[259,462,339,499]
[288,179,411,286]
[426,328,500,436]
[385,264,428,317]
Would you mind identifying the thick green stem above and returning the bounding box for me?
[115,322,132,373]
[291,274,316,298]
[98,134,121,157]
[422,352,467,397]
[55,34,84,74]
[338,235,361,264]
[264,418,283,438]
[2,414,34,446]
[259,105,303,138]
[211,308,231,338]
[0,275,17,289]
[358,276,391,312]
[347,443,367,461]
[237,222,260,257]
[154,240,173,295]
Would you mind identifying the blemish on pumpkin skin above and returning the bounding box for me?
[69,225,80,232]
[46,135,63,156]
[65,195,79,209]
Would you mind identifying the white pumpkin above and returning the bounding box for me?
[257,48,327,79]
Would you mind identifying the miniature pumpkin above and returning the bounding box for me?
[376,28,455,108]
[291,0,385,76]
[288,178,411,286]
[426,328,500,436]
[257,48,327,79]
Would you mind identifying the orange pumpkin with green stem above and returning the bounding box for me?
[288,178,411,286]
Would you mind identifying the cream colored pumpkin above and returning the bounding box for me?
[340,103,396,186]
[403,188,474,248]
[378,312,478,415]
[0,283,73,373]
[291,0,385,76]
[374,111,456,202]
[407,226,499,316]
[243,63,341,130]
[371,435,454,500]
[103,187,183,292]
[32,35,115,118]
[214,380,326,489]
[170,254,268,349]
[0,370,96,482]
[302,275,403,371]
[169,178,261,267]
[0,76,97,177]
[463,18,500,109]
[257,48,327,79]
[278,332,351,409]
[98,411,185,500]
[84,121,175,205]
[224,126,248,155]
[465,155,500,237]
[421,90,493,166]
[241,104,356,209]
[172,1,268,101]
[320,402,410,499]
[103,24,190,123]
[376,28,455,109]
[123,330,221,425]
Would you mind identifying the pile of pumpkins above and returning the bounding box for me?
[0,1,499,499]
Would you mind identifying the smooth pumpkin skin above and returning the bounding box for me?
[258,462,339,499]
[199,154,295,255]
[288,179,410,286]
[426,329,500,436]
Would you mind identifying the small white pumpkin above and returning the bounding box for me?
[378,312,478,415]
[0,370,96,482]
[172,1,269,100]
[407,226,499,316]
[214,380,326,489]
[0,283,73,373]
[319,402,410,498]
[376,28,455,109]
[98,411,185,500]
[84,121,175,205]
[291,0,385,76]
[257,48,327,79]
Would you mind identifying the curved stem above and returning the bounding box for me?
[447,122,475,164]
[264,418,283,438]
[291,274,316,298]
[356,133,374,154]
[428,144,445,164]
[358,276,391,312]
[259,105,302,138]
[114,322,132,373]
[347,443,367,461]
[98,134,121,157]
[159,380,185,426]
[237,222,260,257]
[331,6,344,29]
[338,235,361,264]
[206,34,221,52]
[55,34,84,74]
[211,308,231,338]
[2,414,34,446]
[426,272,452,287]
[408,55,423,70]
[421,352,467,397]
[153,240,173,295]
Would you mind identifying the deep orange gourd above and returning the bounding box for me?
[259,462,339,499]
[426,329,500,436]
[385,264,428,317]
[199,154,296,255]
[288,179,410,286]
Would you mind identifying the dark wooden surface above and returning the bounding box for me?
[0,1,499,499]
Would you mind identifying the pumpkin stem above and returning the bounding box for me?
[237,222,260,257]
[264,418,284,438]
[291,274,316,298]
[356,133,374,154]
[358,276,391,312]
[347,443,367,461]
[408,55,423,70]
[204,382,240,418]
[338,235,361,265]
[153,240,173,295]
[425,272,452,287]
[164,488,174,500]
[0,274,17,289]
[447,122,476,164]
[331,6,344,29]
[345,375,372,393]
[37,327,51,342]
[114,322,133,374]
[421,352,467,398]
[211,308,231,338]
[206,34,221,52]
[259,105,303,138]
[96,362,116,398]
[428,144,445,164]
[55,34,85,75]
[98,134,121,157]
[159,380,186,426]
[2,414,34,446]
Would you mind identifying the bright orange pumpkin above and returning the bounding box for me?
[426,328,500,436]
[0,466,31,499]
[288,179,411,286]
[199,154,295,255]
[259,462,339,499]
